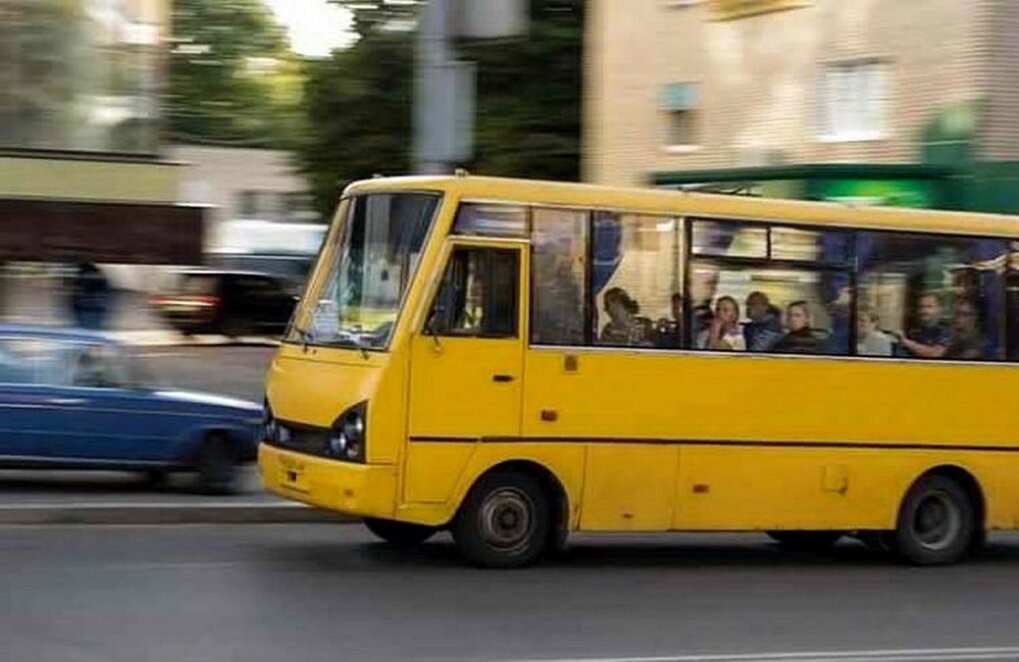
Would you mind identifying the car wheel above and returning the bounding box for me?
[144,469,168,485]
[364,518,437,548]
[195,434,238,495]
[452,469,550,569]
[891,474,976,566]
[766,530,844,551]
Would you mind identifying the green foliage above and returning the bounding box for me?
[167,0,305,148]
[300,33,415,216]
[297,0,582,216]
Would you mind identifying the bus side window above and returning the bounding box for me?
[427,248,519,338]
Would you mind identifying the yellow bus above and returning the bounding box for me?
[259,174,1019,568]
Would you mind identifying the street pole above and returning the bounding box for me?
[414,0,453,175]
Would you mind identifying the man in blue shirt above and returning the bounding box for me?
[898,292,950,359]
[743,291,783,352]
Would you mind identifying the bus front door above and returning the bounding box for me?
[408,242,526,442]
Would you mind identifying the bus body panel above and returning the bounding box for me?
[260,443,398,518]
[267,345,409,466]
[401,441,477,504]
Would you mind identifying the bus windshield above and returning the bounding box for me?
[288,192,440,350]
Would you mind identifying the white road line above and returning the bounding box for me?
[510,647,1019,662]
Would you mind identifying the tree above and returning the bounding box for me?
[300,32,415,216]
[297,0,582,216]
[167,0,305,148]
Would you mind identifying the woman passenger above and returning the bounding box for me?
[697,296,746,351]
[599,287,651,346]
[774,301,821,354]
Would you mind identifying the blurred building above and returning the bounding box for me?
[585,0,1019,212]
[171,144,323,283]
[0,0,202,266]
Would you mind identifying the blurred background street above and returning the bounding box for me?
[4,0,1019,661]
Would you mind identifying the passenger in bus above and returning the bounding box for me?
[856,306,893,356]
[743,291,783,352]
[654,292,684,348]
[946,299,984,360]
[697,296,746,351]
[600,287,653,346]
[774,301,821,354]
[897,292,950,359]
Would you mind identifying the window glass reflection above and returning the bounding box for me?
[857,232,1007,360]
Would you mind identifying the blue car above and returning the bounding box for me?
[0,325,262,493]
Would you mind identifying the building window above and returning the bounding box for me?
[819,61,887,142]
[660,83,699,147]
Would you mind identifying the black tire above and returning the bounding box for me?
[452,470,551,569]
[140,469,169,488]
[891,474,976,566]
[195,434,239,495]
[364,518,437,548]
[767,530,844,551]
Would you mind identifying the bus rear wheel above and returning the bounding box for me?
[767,530,844,551]
[452,469,550,569]
[891,474,976,566]
[363,518,437,548]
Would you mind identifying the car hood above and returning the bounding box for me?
[152,389,262,415]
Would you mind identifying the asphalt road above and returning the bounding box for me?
[4,524,1019,662]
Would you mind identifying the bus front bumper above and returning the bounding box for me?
[258,443,396,518]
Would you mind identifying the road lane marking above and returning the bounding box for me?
[511,647,1019,662]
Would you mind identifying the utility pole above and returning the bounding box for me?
[413,0,472,175]
[413,0,525,174]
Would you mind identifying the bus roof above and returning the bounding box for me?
[343,175,1019,239]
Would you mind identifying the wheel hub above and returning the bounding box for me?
[912,491,962,551]
[479,487,534,550]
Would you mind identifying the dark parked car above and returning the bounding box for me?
[0,325,262,493]
[151,269,298,338]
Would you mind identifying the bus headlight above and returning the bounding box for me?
[328,402,366,462]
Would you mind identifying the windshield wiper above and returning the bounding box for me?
[341,330,371,360]
[291,324,315,352]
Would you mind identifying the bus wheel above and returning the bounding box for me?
[892,474,976,566]
[363,518,437,548]
[452,470,550,568]
[766,530,844,551]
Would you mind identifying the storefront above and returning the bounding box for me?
[652,164,957,210]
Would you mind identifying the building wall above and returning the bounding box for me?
[979,0,1019,161]
[169,145,316,248]
[585,0,988,187]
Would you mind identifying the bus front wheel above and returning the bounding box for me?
[452,469,550,568]
[363,518,437,548]
[891,474,976,566]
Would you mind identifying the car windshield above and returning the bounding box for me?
[287,192,440,351]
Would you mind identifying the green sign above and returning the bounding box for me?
[811,179,937,209]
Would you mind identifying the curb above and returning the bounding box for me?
[0,503,356,525]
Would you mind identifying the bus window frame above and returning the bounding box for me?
[421,237,528,341]
[456,197,1019,365]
